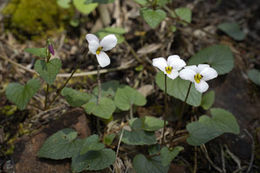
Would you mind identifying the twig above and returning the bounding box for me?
[112,129,124,173]
[244,129,255,173]
[124,41,143,64]
[224,144,241,170]
[193,146,198,173]
[44,84,49,110]
[201,144,223,173]
[220,144,226,173]
[57,60,135,77]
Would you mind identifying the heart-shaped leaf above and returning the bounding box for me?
[93,80,120,98]
[71,148,116,172]
[173,7,192,24]
[73,0,97,15]
[188,45,234,75]
[114,85,146,111]
[122,118,157,145]
[61,87,91,107]
[133,154,169,173]
[5,79,41,110]
[83,97,116,119]
[96,27,127,44]
[218,22,245,41]
[200,90,215,110]
[186,108,240,146]
[140,116,165,131]
[34,58,62,85]
[37,128,82,159]
[80,135,105,154]
[155,72,202,107]
[140,8,166,28]
[57,0,71,8]
[25,48,47,58]
[247,69,260,86]
[160,146,184,166]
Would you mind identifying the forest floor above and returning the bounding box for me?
[0,0,260,172]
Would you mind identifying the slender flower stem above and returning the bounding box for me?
[162,74,168,146]
[129,104,133,119]
[47,68,77,109]
[173,82,192,136]
[97,65,101,104]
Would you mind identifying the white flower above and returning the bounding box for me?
[179,64,218,93]
[86,34,117,67]
[152,55,186,80]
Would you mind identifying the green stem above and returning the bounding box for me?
[97,65,101,104]
[173,82,192,136]
[162,74,168,146]
[47,68,77,109]
[130,104,133,119]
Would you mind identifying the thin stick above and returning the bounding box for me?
[129,104,133,119]
[220,144,226,173]
[201,144,222,173]
[193,146,198,173]
[97,65,101,104]
[162,74,168,145]
[112,129,124,173]
[244,129,255,173]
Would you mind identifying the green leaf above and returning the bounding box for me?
[96,27,127,44]
[114,86,147,111]
[34,58,62,85]
[85,0,115,3]
[103,133,116,146]
[140,8,166,29]
[140,116,165,131]
[80,135,105,154]
[247,69,260,86]
[157,0,171,6]
[61,87,91,107]
[155,72,202,107]
[133,154,169,173]
[93,80,120,98]
[188,45,234,75]
[37,128,81,159]
[5,79,40,110]
[25,48,47,58]
[122,118,156,145]
[186,108,240,146]
[218,22,245,41]
[173,7,192,24]
[71,148,116,172]
[160,146,184,166]
[70,19,80,27]
[57,0,71,8]
[73,0,98,15]
[200,90,215,110]
[134,0,148,5]
[83,97,116,119]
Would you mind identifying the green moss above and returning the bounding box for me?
[2,0,73,40]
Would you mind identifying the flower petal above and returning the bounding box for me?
[152,57,167,73]
[198,64,210,73]
[86,34,99,43]
[100,34,117,51]
[167,55,186,70]
[184,65,199,73]
[96,51,110,67]
[179,68,196,82]
[201,67,218,81]
[195,80,209,93]
[88,41,100,54]
[167,70,179,80]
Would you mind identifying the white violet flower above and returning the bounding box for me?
[86,34,117,67]
[179,64,218,93]
[152,55,186,80]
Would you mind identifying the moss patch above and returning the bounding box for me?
[2,0,73,40]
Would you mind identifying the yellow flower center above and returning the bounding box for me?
[194,73,203,83]
[96,46,103,55]
[165,66,173,74]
